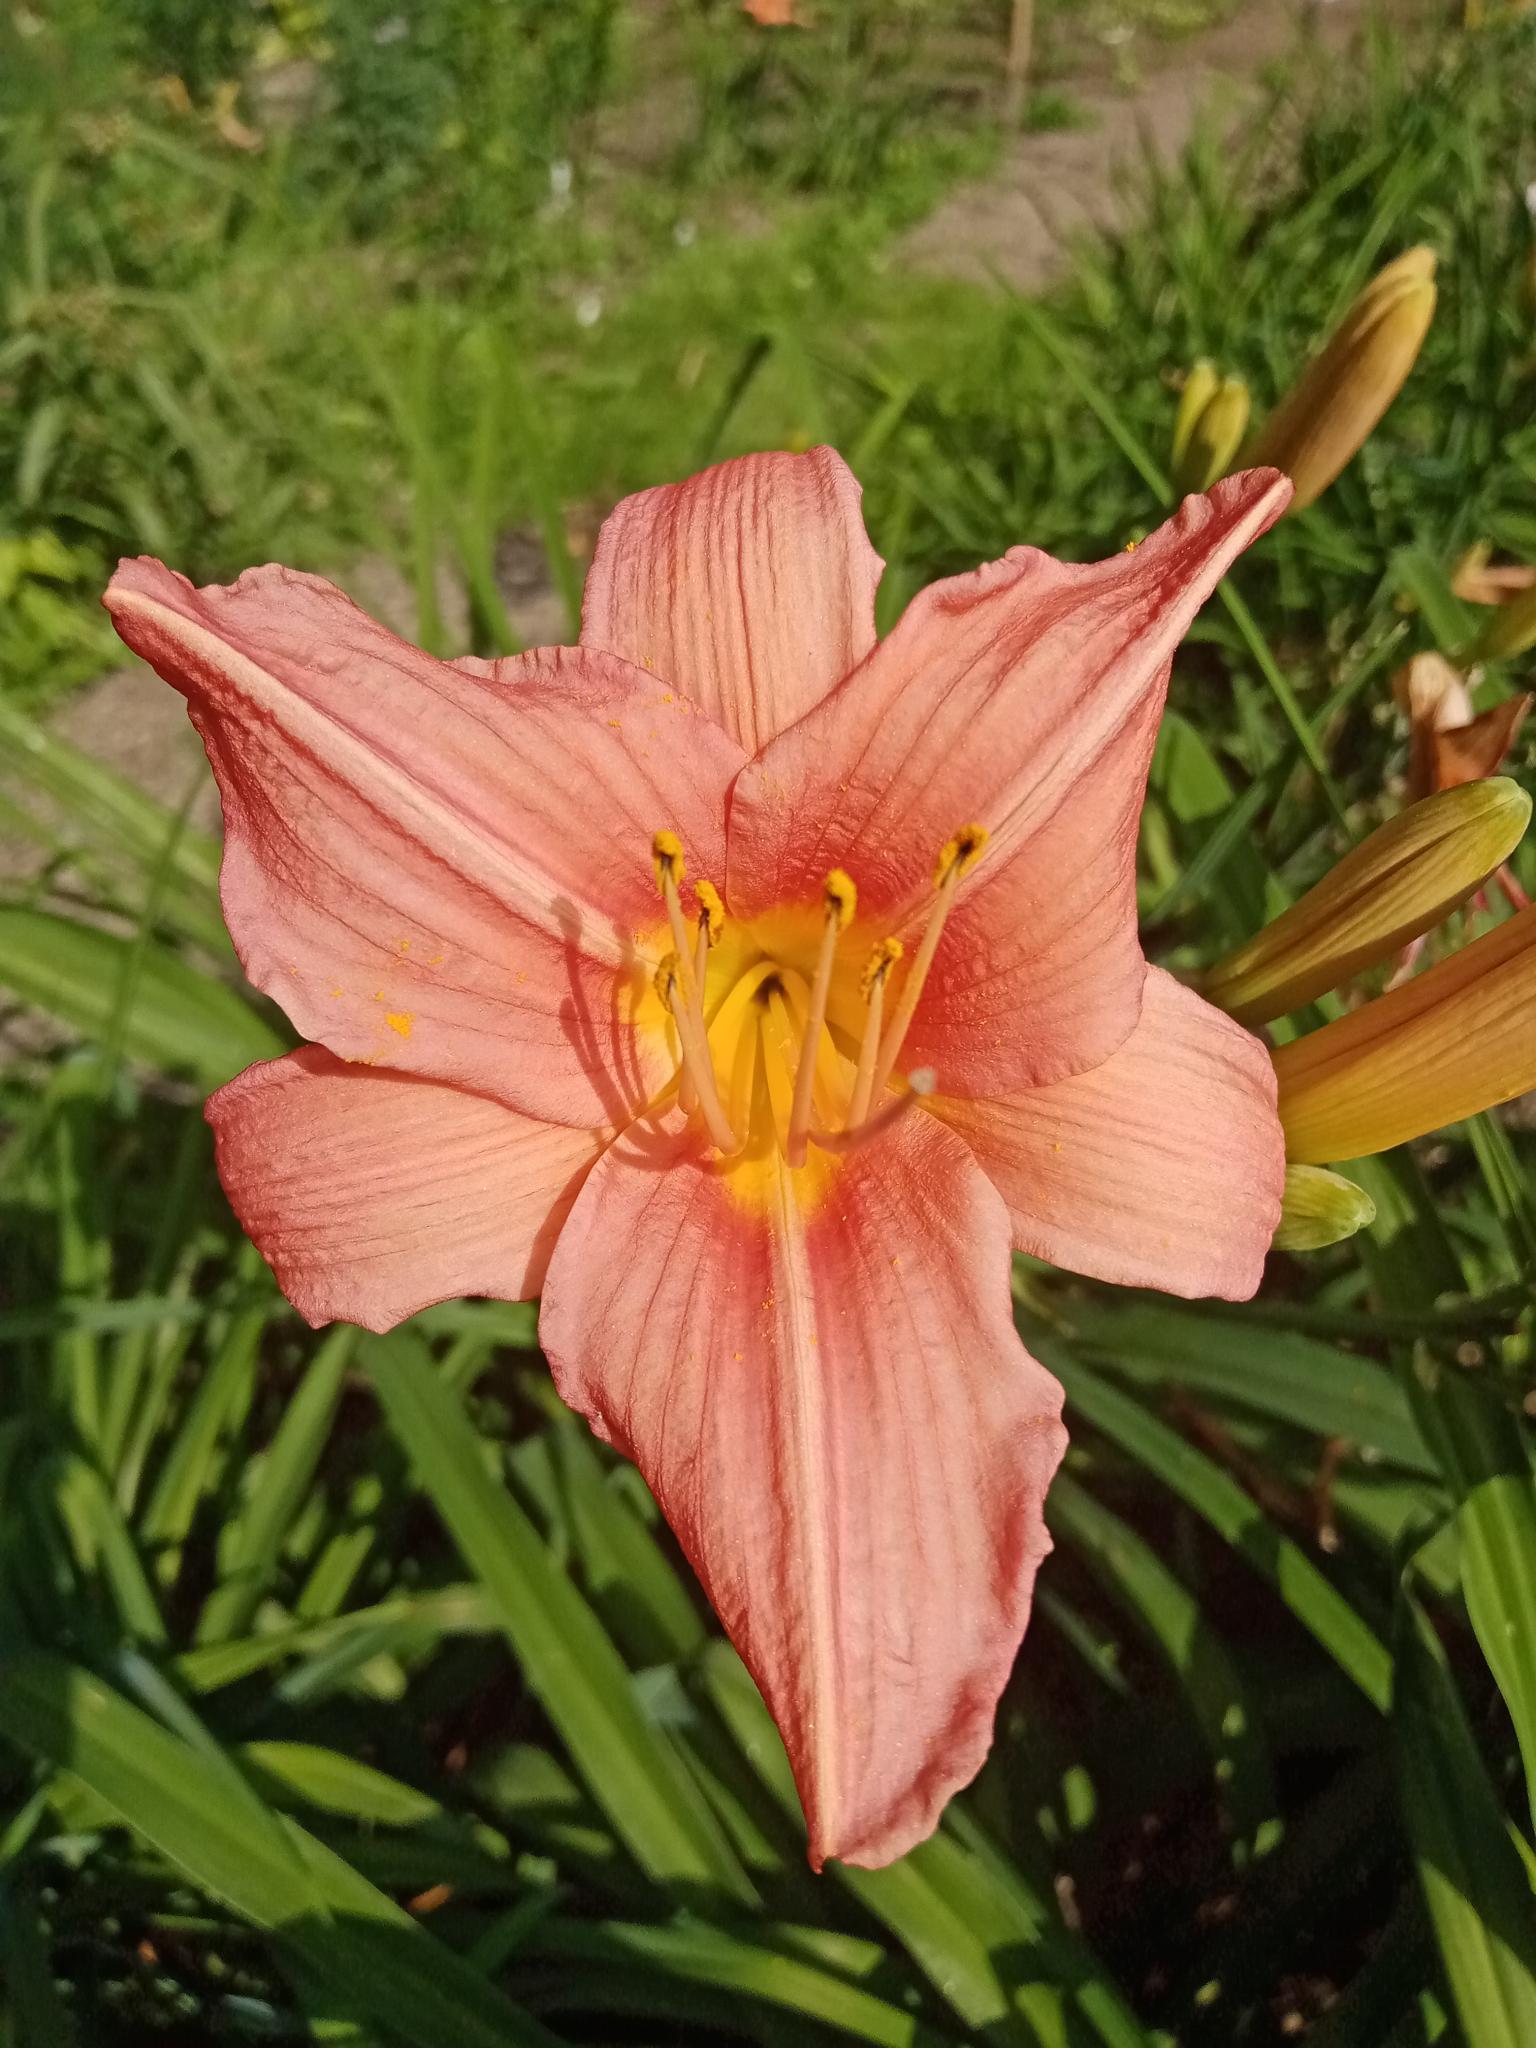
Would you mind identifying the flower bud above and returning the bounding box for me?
[1171,359,1220,471]
[1201,779,1531,1027]
[1248,246,1437,511]
[1273,1164,1376,1251]
[1173,376,1251,494]
[1274,903,1536,1164]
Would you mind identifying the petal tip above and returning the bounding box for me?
[1184,464,1293,536]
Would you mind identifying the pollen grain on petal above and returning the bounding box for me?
[384,1011,414,1039]
[935,822,990,888]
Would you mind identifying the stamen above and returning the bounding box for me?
[651,830,685,892]
[694,878,725,947]
[814,1068,935,1154]
[934,822,990,889]
[786,869,857,1168]
[870,826,988,1106]
[651,830,709,1067]
[680,879,725,1116]
[848,937,902,1128]
[654,951,737,1154]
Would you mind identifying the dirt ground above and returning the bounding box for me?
[902,0,1443,290]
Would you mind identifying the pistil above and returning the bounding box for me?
[814,1068,935,1154]
[869,825,988,1104]
[786,870,856,1168]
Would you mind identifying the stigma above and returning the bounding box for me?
[643,825,987,1170]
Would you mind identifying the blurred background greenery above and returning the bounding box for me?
[4,1,1536,2043]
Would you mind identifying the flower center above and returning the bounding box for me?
[644,825,987,1187]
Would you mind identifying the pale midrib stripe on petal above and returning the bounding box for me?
[114,590,632,970]
[768,1152,841,1850]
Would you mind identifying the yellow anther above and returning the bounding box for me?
[823,869,858,931]
[652,829,685,892]
[860,936,903,998]
[934,823,990,888]
[653,951,681,1007]
[694,878,725,946]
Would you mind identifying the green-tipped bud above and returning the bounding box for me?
[1273,1165,1376,1252]
[1202,778,1532,1027]
[1247,246,1437,511]
[1470,580,1536,665]
[1171,359,1220,469]
[1173,376,1252,494]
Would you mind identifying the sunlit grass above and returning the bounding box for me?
[3,4,1536,2043]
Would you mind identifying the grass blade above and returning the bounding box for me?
[0,1654,559,2048]
[0,910,281,1086]
[361,1329,754,1907]
[1043,1341,1392,1711]
[1395,1595,1536,2045]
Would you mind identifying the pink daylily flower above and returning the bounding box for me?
[104,449,1288,1870]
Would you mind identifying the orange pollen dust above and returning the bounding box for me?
[643,826,987,1177]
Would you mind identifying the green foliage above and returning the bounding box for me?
[4,3,1536,2044]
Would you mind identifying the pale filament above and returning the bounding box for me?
[679,882,722,1116]
[812,1068,934,1154]
[786,870,855,1168]
[868,825,987,1104]
[657,954,738,1154]
[651,831,708,1024]
[848,939,901,1130]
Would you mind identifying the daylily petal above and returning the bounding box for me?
[933,969,1283,1300]
[727,471,1290,1095]
[106,559,746,1128]
[208,1047,604,1332]
[580,447,884,754]
[539,1110,1067,1869]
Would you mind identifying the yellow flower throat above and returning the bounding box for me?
[642,824,987,1205]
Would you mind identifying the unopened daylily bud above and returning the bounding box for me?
[1470,580,1536,665]
[1201,780,1531,1026]
[1171,359,1220,470]
[1248,246,1437,511]
[1173,377,1251,494]
[1274,902,1536,1163]
[1272,1164,1377,1251]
